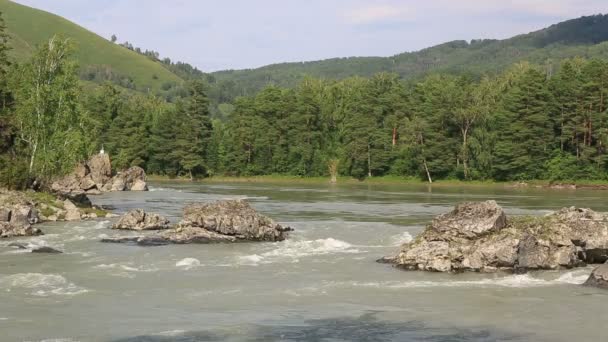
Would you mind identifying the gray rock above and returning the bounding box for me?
[9,205,38,226]
[430,200,507,239]
[63,199,81,221]
[179,200,292,242]
[102,199,292,246]
[87,153,112,189]
[130,179,148,191]
[110,177,126,191]
[112,209,171,231]
[8,243,62,254]
[0,207,11,222]
[382,202,608,273]
[1,222,42,238]
[31,246,63,254]
[584,263,608,289]
[111,166,148,191]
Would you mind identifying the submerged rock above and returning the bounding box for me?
[112,209,171,231]
[102,199,292,245]
[8,242,62,254]
[584,263,608,289]
[381,201,608,273]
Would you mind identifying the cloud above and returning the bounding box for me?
[343,4,413,24]
[10,0,608,71]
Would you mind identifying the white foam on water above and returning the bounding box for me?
[339,269,591,289]
[237,238,359,265]
[390,231,414,246]
[94,262,159,277]
[176,258,201,269]
[149,187,182,193]
[94,220,111,229]
[157,330,187,336]
[237,254,264,265]
[0,273,89,296]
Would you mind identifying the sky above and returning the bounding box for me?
[13,0,608,72]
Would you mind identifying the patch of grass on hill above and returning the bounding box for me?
[0,0,183,92]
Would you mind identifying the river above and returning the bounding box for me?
[1,181,607,341]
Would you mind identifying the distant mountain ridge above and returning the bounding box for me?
[210,14,608,98]
[2,0,608,102]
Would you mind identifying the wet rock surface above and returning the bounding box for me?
[102,199,292,245]
[381,201,608,273]
[8,242,62,254]
[584,263,608,289]
[112,209,171,231]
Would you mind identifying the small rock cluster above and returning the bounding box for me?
[0,193,41,238]
[0,189,108,238]
[381,200,608,273]
[112,209,171,231]
[51,153,148,201]
[103,199,292,245]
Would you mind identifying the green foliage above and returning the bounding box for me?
[10,35,92,181]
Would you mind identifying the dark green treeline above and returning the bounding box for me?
[2,18,608,187]
[84,58,608,182]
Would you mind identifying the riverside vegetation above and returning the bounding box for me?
[3,11,608,187]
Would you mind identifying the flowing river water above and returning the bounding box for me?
[1,181,607,341]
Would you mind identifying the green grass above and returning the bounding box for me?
[0,0,183,92]
[81,207,108,217]
[147,174,608,189]
[148,174,507,186]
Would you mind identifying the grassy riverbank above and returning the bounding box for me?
[146,174,608,189]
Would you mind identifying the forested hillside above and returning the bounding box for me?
[2,7,608,189]
[210,14,608,101]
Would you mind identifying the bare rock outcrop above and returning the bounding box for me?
[112,209,171,231]
[52,153,148,195]
[381,201,608,273]
[102,199,292,245]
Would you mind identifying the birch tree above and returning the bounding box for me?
[11,36,89,180]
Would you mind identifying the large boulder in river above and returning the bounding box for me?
[110,166,148,191]
[112,209,171,231]
[87,153,112,189]
[382,201,608,273]
[584,263,608,289]
[102,199,292,245]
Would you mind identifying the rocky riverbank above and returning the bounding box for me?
[102,199,293,245]
[51,153,149,203]
[0,189,110,238]
[380,200,608,274]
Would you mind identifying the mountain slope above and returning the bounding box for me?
[0,0,183,92]
[210,14,608,97]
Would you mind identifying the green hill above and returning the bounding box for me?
[0,0,183,92]
[210,14,608,97]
